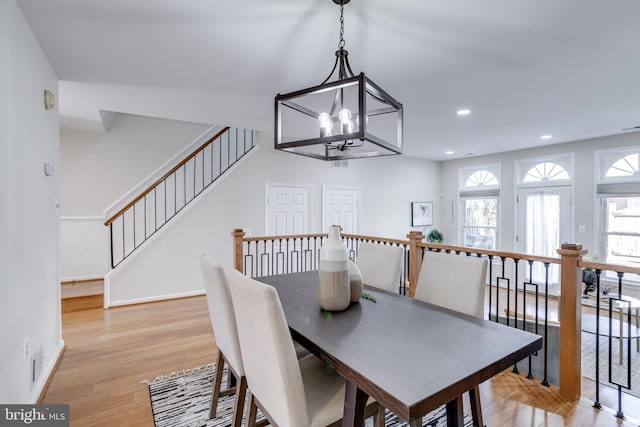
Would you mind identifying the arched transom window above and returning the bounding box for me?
[465,170,499,187]
[605,153,639,177]
[523,162,569,183]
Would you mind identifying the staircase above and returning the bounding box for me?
[104,126,256,269]
[61,279,104,313]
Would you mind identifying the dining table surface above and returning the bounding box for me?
[256,270,543,427]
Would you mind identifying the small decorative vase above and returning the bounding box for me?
[348,260,363,303]
[318,226,350,311]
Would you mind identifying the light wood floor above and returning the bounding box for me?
[43,296,640,426]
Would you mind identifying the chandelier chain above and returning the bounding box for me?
[338,3,345,49]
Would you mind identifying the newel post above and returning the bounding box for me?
[557,243,587,400]
[232,228,246,273]
[407,231,425,298]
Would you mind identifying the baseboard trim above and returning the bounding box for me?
[36,341,66,404]
[60,275,105,284]
[106,290,206,309]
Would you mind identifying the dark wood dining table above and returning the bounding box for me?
[256,270,543,427]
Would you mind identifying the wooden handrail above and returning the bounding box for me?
[104,126,231,226]
[342,233,410,246]
[578,260,640,275]
[238,230,564,265]
[418,242,562,265]
[240,232,328,243]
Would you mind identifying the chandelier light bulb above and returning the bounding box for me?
[338,108,352,123]
[319,112,331,126]
[319,112,333,137]
[338,108,353,134]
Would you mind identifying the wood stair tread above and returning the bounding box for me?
[61,280,104,313]
[61,280,103,299]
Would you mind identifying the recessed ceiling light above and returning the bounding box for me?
[457,109,471,116]
[445,151,454,155]
[540,134,552,140]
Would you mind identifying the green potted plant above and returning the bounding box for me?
[427,229,443,243]
[581,254,598,297]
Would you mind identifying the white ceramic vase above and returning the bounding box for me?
[318,226,350,311]
[348,260,363,302]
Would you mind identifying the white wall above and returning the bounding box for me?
[439,132,640,254]
[60,114,210,216]
[106,132,439,306]
[263,145,440,240]
[59,217,108,281]
[0,0,63,403]
[58,114,211,280]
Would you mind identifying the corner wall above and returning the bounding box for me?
[0,0,63,403]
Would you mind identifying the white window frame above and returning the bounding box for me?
[514,154,575,285]
[515,153,574,188]
[458,164,501,249]
[594,146,640,285]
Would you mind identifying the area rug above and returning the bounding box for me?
[143,363,473,427]
[581,331,640,398]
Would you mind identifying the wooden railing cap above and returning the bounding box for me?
[560,243,583,251]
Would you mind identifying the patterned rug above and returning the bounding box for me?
[581,331,640,398]
[143,363,473,427]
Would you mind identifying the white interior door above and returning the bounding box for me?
[323,187,359,234]
[516,186,572,284]
[266,185,310,236]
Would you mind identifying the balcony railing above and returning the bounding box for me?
[232,228,640,419]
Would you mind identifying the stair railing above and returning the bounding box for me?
[105,127,255,268]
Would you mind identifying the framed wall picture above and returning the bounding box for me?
[411,202,433,226]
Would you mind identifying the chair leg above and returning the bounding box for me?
[246,392,259,427]
[231,375,248,427]
[468,386,484,427]
[209,351,226,419]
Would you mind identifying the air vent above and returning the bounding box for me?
[622,125,640,131]
[332,160,349,169]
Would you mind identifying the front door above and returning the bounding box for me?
[516,186,572,284]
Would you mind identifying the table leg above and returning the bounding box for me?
[468,386,484,427]
[342,381,368,427]
[446,395,464,427]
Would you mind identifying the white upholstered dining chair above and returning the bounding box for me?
[226,268,383,427]
[355,242,404,294]
[414,250,488,427]
[200,255,247,426]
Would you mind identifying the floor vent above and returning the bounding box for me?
[31,347,43,387]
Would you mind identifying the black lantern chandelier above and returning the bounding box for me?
[274,0,403,161]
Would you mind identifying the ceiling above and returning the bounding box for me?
[16,0,640,160]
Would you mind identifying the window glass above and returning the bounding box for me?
[523,162,569,182]
[605,153,639,178]
[465,170,498,187]
[462,198,497,249]
[602,197,640,269]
